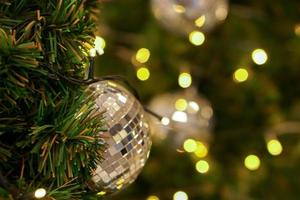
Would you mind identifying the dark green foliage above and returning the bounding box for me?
[0,0,106,199]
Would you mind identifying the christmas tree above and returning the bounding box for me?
[2,0,300,200]
[0,1,152,199]
[0,1,108,199]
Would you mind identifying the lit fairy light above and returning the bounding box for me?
[173,191,188,200]
[34,188,46,199]
[189,31,205,46]
[173,4,186,13]
[136,48,151,63]
[147,195,160,200]
[252,49,268,65]
[89,48,97,57]
[195,160,210,174]
[194,141,208,158]
[178,72,192,88]
[183,139,197,153]
[233,68,249,83]
[244,154,260,171]
[195,15,206,27]
[94,36,105,55]
[188,101,199,113]
[172,111,187,123]
[267,139,282,156]
[175,98,188,111]
[137,67,150,81]
[161,117,170,126]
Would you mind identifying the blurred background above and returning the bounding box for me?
[94,0,300,199]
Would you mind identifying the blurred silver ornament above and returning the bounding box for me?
[149,88,213,146]
[87,81,152,194]
[151,0,229,35]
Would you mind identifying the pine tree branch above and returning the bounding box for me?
[0,0,107,199]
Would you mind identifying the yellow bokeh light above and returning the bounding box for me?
[172,111,188,123]
[34,188,46,199]
[173,4,186,13]
[136,48,151,63]
[244,154,260,171]
[267,139,283,156]
[252,49,268,65]
[97,191,106,196]
[147,195,160,200]
[295,24,300,36]
[195,15,206,27]
[195,160,210,174]
[173,191,188,200]
[233,68,249,82]
[189,31,205,46]
[175,98,188,111]
[137,67,150,81]
[178,72,192,88]
[161,117,170,126]
[183,139,197,153]
[194,142,208,158]
[188,101,199,113]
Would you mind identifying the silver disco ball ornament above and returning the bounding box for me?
[87,81,152,194]
[149,88,213,146]
[151,0,229,35]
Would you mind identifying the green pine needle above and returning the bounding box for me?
[0,0,106,199]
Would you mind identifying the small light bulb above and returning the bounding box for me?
[173,191,188,200]
[136,48,151,63]
[172,111,187,123]
[244,154,260,171]
[194,141,208,158]
[95,36,106,49]
[233,68,249,83]
[161,117,170,126]
[267,139,282,156]
[137,67,150,81]
[178,72,192,88]
[189,31,205,46]
[252,49,268,65]
[188,101,199,113]
[195,15,206,27]
[175,98,188,111]
[89,48,97,57]
[34,188,46,199]
[147,195,160,200]
[195,160,210,174]
[183,139,197,153]
[94,36,106,55]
